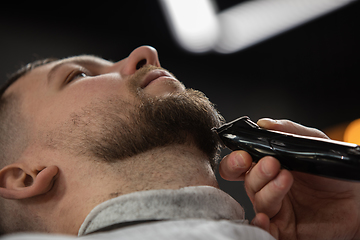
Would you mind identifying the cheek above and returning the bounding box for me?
[67,76,134,100]
[31,79,135,132]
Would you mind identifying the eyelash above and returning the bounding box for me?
[65,69,91,84]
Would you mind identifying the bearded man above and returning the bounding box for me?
[0,46,359,240]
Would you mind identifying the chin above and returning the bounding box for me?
[143,81,185,97]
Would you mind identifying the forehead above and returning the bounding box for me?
[4,55,113,96]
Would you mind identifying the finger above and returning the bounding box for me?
[244,156,281,201]
[219,151,253,181]
[252,213,270,232]
[252,213,279,240]
[257,118,329,139]
[253,169,293,218]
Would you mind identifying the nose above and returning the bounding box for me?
[117,46,161,76]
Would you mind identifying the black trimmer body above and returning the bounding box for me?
[214,116,360,181]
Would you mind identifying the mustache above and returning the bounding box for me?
[127,65,178,91]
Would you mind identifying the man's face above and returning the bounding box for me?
[4,46,223,169]
[5,47,182,134]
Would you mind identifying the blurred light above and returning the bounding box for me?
[159,0,219,53]
[159,0,355,54]
[214,0,355,53]
[325,119,360,145]
[344,119,360,145]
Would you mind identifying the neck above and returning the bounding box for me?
[11,144,219,236]
[103,144,219,196]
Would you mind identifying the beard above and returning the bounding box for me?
[48,66,224,170]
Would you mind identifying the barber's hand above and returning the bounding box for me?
[219,118,360,240]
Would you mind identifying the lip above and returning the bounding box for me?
[141,70,176,88]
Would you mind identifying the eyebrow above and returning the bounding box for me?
[47,62,70,84]
[47,57,112,84]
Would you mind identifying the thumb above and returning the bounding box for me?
[219,151,253,181]
[257,118,329,139]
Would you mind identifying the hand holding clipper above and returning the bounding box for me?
[214,116,360,181]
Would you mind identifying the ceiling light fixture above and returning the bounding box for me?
[159,0,355,54]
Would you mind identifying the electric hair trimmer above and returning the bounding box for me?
[214,116,360,181]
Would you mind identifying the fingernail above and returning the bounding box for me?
[274,174,285,188]
[234,152,247,168]
[261,160,272,176]
[257,118,276,128]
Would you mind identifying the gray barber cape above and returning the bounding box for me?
[1,186,275,240]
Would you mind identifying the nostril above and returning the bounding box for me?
[136,59,147,70]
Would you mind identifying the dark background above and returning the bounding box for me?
[1,1,359,220]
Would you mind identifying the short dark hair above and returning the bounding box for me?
[0,58,58,98]
[0,58,57,168]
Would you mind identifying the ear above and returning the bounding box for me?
[0,164,59,200]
